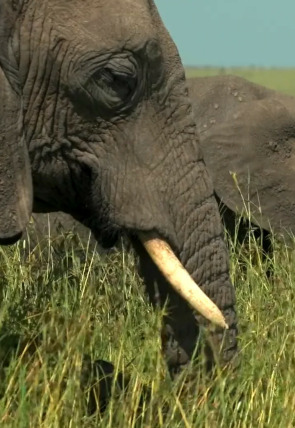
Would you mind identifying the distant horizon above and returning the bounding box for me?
[155,0,295,68]
[185,65,295,70]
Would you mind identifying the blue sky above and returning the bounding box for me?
[155,0,294,67]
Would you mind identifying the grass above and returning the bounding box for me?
[185,67,295,96]
[0,222,295,427]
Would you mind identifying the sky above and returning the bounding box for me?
[155,0,295,68]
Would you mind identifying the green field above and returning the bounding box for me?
[186,67,295,96]
[1,70,295,427]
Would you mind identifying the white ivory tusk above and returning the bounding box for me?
[138,232,228,329]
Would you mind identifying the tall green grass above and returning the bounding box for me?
[185,67,295,96]
[0,224,295,427]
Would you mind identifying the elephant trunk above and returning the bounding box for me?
[132,142,238,374]
[170,157,238,367]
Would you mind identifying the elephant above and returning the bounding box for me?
[0,1,237,375]
[187,75,295,247]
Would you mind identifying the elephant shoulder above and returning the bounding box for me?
[188,75,273,135]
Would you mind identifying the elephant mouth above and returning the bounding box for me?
[85,217,227,328]
[92,228,120,249]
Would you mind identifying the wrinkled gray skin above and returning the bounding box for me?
[188,75,295,244]
[0,1,237,374]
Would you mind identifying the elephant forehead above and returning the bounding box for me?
[46,0,155,50]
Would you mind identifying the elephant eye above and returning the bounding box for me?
[88,67,138,108]
[68,54,143,118]
[70,55,142,118]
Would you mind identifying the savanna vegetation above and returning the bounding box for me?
[1,69,295,427]
[186,67,295,96]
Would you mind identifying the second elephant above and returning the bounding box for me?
[188,75,295,245]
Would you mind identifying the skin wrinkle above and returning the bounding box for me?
[158,120,195,186]
[185,238,229,287]
[178,198,220,243]
[46,1,154,57]
[28,41,52,139]
[50,44,70,136]
[132,117,167,172]
[173,160,208,203]
[16,18,34,96]
[166,100,191,128]
[190,253,229,299]
[67,125,127,226]
[164,115,199,188]
[23,4,45,98]
[173,161,201,198]
[179,205,223,266]
[23,31,52,140]
[26,39,76,162]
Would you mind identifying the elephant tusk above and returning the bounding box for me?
[138,232,228,329]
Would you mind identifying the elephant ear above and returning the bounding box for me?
[0,2,33,243]
[200,96,295,240]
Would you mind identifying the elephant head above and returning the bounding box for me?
[0,1,237,372]
[188,75,295,243]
